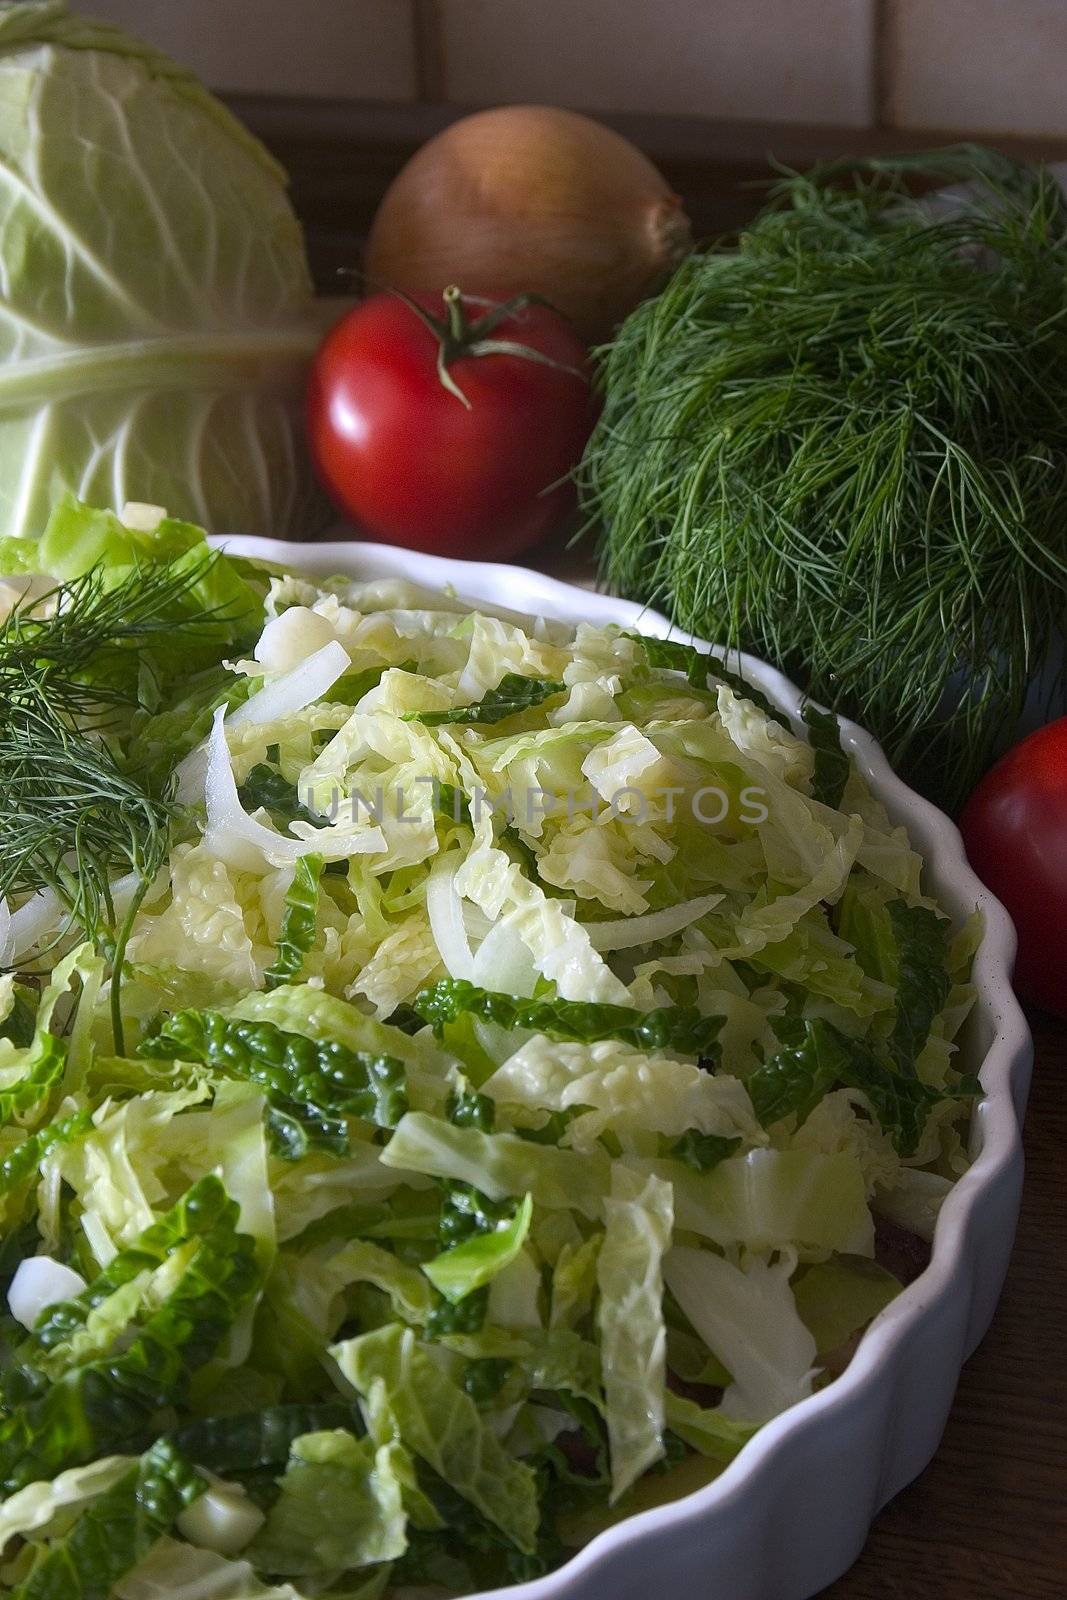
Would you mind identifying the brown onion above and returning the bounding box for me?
[365,106,692,343]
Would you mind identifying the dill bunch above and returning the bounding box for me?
[582,147,1067,806]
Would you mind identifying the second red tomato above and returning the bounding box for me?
[307,288,596,560]
[959,716,1067,1018]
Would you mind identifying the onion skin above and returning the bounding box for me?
[365,106,692,343]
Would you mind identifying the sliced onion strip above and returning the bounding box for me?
[229,639,351,729]
[426,853,476,981]
[583,893,723,952]
[176,639,352,802]
[202,707,384,871]
[6,888,63,962]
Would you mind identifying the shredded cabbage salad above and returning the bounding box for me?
[0,500,981,1597]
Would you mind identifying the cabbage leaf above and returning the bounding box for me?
[5,1439,203,1600]
[0,1177,257,1493]
[663,1247,818,1423]
[248,1428,407,1575]
[413,980,722,1059]
[597,1172,672,1500]
[332,1324,540,1554]
[0,3,324,540]
[422,1192,534,1304]
[263,855,323,991]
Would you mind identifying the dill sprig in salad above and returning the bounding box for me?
[0,499,980,1597]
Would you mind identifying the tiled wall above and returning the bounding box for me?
[437,1,875,127]
[889,0,1067,137]
[86,1,1067,139]
[84,0,418,101]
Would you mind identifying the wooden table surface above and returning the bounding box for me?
[243,98,1067,1599]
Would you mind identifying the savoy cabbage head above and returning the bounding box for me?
[0,0,328,539]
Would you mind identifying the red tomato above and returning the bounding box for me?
[307,288,596,559]
[959,716,1067,1018]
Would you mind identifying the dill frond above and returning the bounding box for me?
[0,555,229,725]
[0,556,232,1037]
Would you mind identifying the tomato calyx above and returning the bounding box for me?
[394,285,583,409]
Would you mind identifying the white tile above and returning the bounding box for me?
[86,0,417,100]
[892,0,1067,136]
[440,0,875,126]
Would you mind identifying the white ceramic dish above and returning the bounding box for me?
[216,535,1034,1600]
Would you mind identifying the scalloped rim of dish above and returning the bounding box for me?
[214,535,1033,1600]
